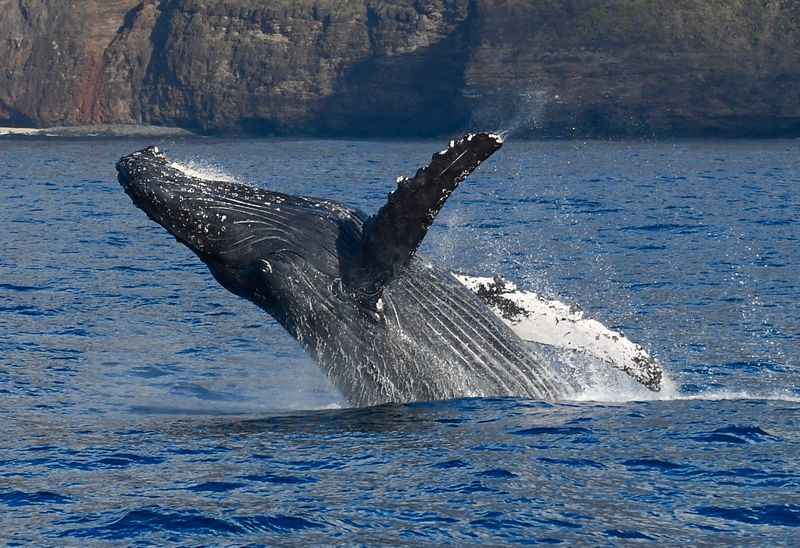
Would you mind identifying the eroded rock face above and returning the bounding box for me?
[136,0,471,135]
[0,0,141,126]
[2,0,799,136]
[465,0,800,137]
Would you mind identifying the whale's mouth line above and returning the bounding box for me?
[117,147,314,264]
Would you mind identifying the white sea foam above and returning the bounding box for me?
[670,390,800,403]
[573,386,800,404]
[568,373,680,403]
[0,126,42,136]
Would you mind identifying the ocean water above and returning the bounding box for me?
[1,137,798,545]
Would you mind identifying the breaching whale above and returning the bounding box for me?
[117,133,661,406]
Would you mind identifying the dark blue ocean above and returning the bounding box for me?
[1,137,798,545]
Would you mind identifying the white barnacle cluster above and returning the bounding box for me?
[437,139,459,156]
[433,188,453,209]
[488,132,505,144]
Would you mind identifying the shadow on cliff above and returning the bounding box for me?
[0,98,36,127]
[310,10,475,138]
[138,0,204,132]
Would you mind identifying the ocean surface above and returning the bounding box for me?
[1,137,798,545]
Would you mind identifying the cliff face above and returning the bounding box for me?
[2,0,799,137]
[136,0,472,135]
[466,0,800,137]
[0,0,141,125]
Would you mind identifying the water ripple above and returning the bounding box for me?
[695,504,800,527]
[1,138,799,545]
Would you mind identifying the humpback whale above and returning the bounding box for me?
[117,133,661,406]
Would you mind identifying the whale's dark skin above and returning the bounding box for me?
[117,134,567,406]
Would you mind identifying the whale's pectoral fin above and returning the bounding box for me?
[456,274,665,392]
[351,133,503,307]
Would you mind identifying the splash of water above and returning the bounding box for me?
[162,156,795,407]
[170,160,239,183]
[464,85,556,139]
[500,89,552,137]
[523,328,797,404]
[458,275,799,404]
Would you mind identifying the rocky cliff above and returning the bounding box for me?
[2,0,799,137]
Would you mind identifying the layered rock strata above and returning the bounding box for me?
[1,0,798,137]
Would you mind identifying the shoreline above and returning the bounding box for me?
[0,125,197,138]
[1,124,799,142]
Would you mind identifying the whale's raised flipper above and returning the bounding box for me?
[351,132,503,305]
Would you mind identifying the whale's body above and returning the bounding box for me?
[117,134,655,406]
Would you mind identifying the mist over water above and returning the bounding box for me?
[499,89,553,137]
[1,137,798,544]
[467,87,554,139]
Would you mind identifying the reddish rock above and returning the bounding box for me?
[1,0,799,137]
